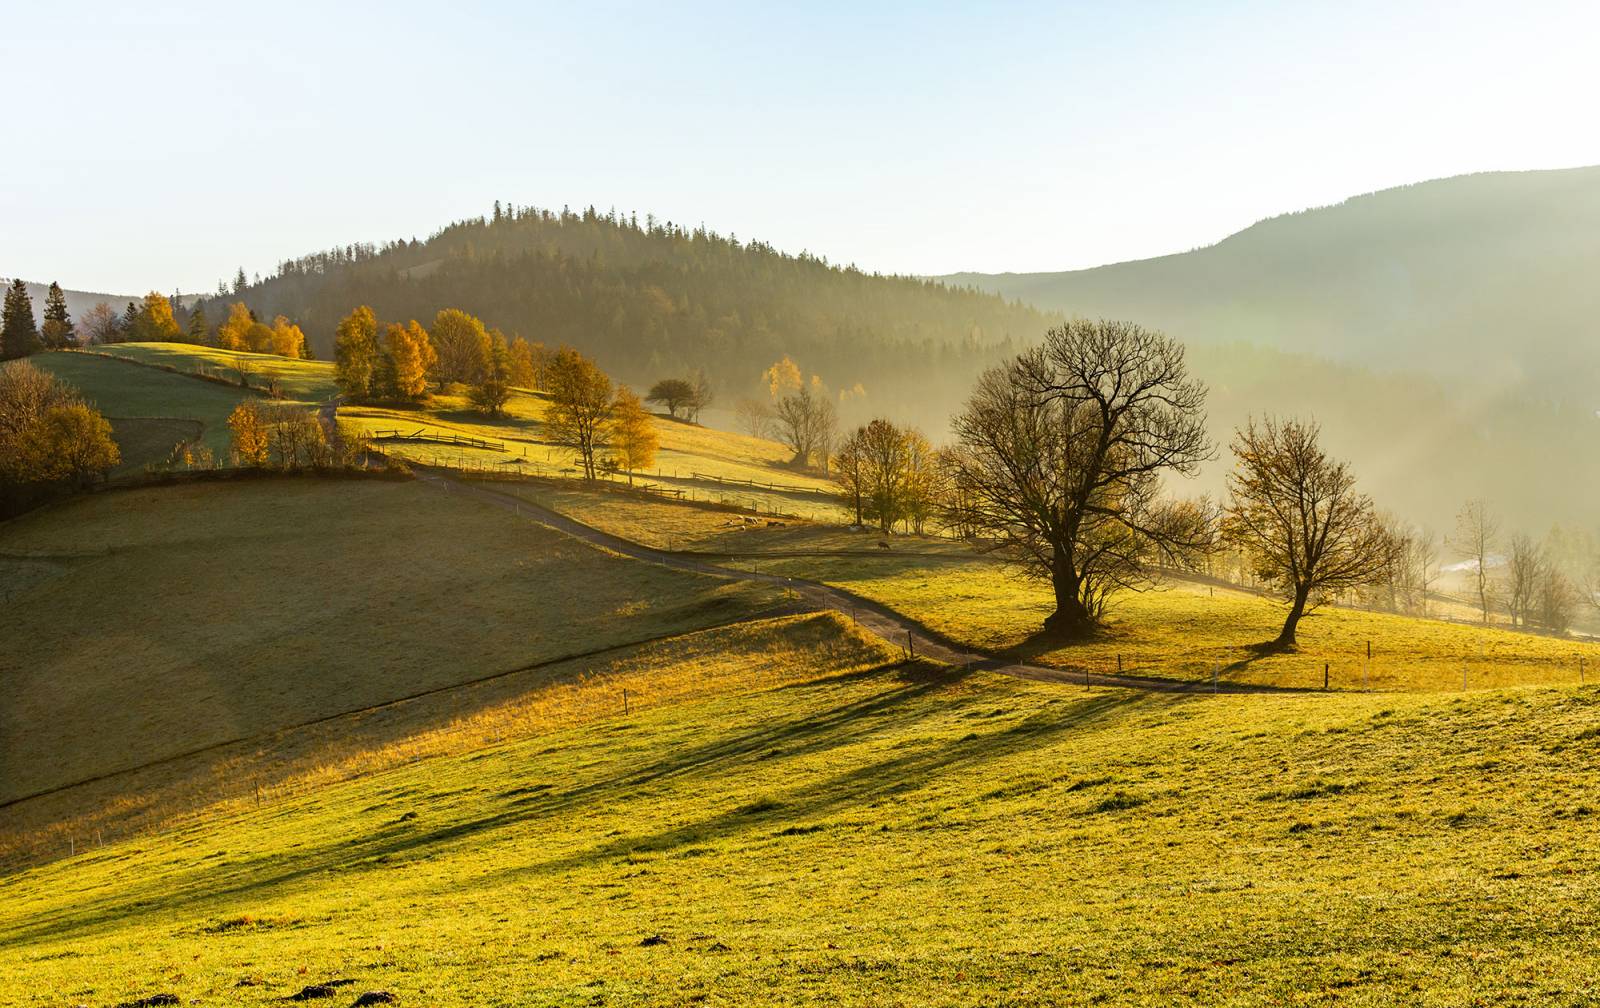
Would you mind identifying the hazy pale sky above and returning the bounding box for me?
[4,0,1598,294]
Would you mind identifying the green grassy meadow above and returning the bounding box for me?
[6,659,1600,1006]
[30,351,255,472]
[10,347,1600,1006]
[511,482,1600,693]
[0,479,790,844]
[44,343,845,517]
[91,343,340,403]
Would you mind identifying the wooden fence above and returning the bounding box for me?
[371,428,506,452]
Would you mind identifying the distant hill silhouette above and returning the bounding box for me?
[0,279,202,326]
[940,166,1600,400]
[62,173,1594,534]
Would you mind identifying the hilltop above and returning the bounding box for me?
[192,207,1054,434]
[942,166,1600,395]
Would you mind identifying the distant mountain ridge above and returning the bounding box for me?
[0,279,201,326]
[939,165,1600,400]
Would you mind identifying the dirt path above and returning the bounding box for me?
[423,470,1302,695]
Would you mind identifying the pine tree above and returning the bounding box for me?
[232,268,248,294]
[186,305,211,345]
[41,282,75,349]
[1,280,41,359]
[120,302,140,342]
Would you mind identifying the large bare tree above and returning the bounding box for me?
[949,319,1213,637]
[1223,417,1399,649]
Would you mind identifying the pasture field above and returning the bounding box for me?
[515,482,1600,693]
[30,351,253,471]
[1,610,893,870]
[91,342,340,403]
[491,481,962,555]
[732,554,1600,692]
[59,343,846,517]
[5,658,1600,1006]
[0,478,789,831]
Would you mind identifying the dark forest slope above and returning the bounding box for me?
[197,207,1055,428]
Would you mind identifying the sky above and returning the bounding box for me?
[3,0,1599,295]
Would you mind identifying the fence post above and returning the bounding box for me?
[1117,654,1123,674]
[907,632,915,659]
[1323,662,1329,691]
[623,688,630,714]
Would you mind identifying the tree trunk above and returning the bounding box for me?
[1043,559,1095,638]
[1274,586,1310,649]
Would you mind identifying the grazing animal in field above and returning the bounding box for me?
[877,540,891,550]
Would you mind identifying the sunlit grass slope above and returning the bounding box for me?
[6,664,1600,1006]
[521,482,1600,693]
[2,610,894,870]
[30,351,253,472]
[71,343,845,517]
[738,555,1600,692]
[0,478,787,813]
[92,342,339,403]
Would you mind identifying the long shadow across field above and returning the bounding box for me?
[0,664,1178,951]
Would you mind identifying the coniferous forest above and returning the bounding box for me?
[197,204,1054,430]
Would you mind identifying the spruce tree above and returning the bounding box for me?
[1,279,41,359]
[41,282,75,348]
[120,301,141,342]
[186,305,210,345]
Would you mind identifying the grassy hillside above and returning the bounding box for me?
[6,655,1600,1005]
[508,483,1600,693]
[29,351,255,473]
[0,479,790,818]
[47,343,848,518]
[93,342,340,403]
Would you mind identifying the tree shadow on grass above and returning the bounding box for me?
[453,685,1173,892]
[0,663,1184,951]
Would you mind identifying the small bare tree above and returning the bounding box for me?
[734,397,775,440]
[773,378,836,470]
[1504,533,1543,627]
[949,319,1214,637]
[1538,566,1578,634]
[1415,529,1439,617]
[1222,417,1399,650]
[1451,499,1498,623]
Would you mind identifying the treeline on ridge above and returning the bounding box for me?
[191,203,1053,426]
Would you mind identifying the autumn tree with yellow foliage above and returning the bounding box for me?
[607,386,658,484]
[216,303,255,352]
[383,321,437,401]
[227,401,271,466]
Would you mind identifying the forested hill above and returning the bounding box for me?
[939,165,1600,401]
[199,206,1055,426]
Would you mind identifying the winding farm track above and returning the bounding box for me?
[422,469,1302,696]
